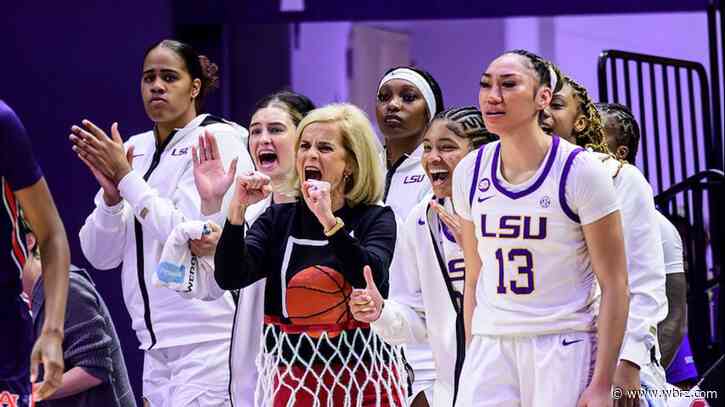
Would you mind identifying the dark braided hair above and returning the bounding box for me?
[144,39,220,113]
[252,91,316,127]
[380,65,445,119]
[429,106,499,149]
[596,102,640,164]
[505,49,557,91]
[561,75,609,154]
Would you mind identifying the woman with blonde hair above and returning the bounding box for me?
[214,103,406,406]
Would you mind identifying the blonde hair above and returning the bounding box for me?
[286,103,384,207]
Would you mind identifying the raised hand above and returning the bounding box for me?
[228,171,272,225]
[30,330,64,401]
[301,180,336,231]
[192,130,238,215]
[69,120,131,184]
[349,266,384,323]
[431,200,464,244]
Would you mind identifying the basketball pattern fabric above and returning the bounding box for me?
[286,265,353,335]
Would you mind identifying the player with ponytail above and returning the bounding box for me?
[452,49,629,407]
[350,106,498,407]
[73,39,254,406]
[543,70,669,405]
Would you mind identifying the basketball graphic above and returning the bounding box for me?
[286,265,353,335]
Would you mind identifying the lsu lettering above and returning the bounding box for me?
[480,214,547,240]
[403,174,425,184]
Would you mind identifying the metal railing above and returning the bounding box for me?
[598,51,715,198]
[655,170,723,372]
[599,50,723,372]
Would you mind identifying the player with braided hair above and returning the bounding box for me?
[541,75,609,153]
[597,102,640,163]
[597,102,695,389]
[350,106,497,407]
[452,50,629,407]
[543,74,669,405]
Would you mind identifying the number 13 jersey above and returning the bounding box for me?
[452,136,619,337]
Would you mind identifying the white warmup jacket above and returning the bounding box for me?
[382,144,438,397]
[383,144,432,219]
[79,113,254,351]
[599,155,668,374]
[372,195,465,407]
[179,197,270,407]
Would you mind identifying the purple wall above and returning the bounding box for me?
[1,5,716,404]
[2,3,174,403]
[290,12,710,193]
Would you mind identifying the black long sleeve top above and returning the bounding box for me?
[214,200,397,322]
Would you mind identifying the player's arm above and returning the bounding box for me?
[214,205,274,290]
[460,218,480,346]
[583,211,629,393]
[366,212,428,344]
[46,273,113,400]
[43,367,103,400]
[15,178,70,399]
[615,167,668,374]
[571,154,629,406]
[658,272,687,368]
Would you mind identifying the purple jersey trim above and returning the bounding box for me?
[468,146,486,207]
[491,136,560,199]
[559,147,585,223]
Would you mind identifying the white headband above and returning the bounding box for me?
[548,65,558,92]
[378,68,437,121]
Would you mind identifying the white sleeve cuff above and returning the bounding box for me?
[201,209,226,226]
[370,300,406,344]
[619,337,651,368]
[118,171,153,214]
[95,196,125,229]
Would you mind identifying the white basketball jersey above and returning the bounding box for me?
[452,136,619,336]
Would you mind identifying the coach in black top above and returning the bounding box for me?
[215,102,396,315]
[213,103,399,405]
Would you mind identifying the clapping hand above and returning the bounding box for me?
[70,120,134,205]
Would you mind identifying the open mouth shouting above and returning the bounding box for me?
[256,149,279,171]
[304,166,322,181]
